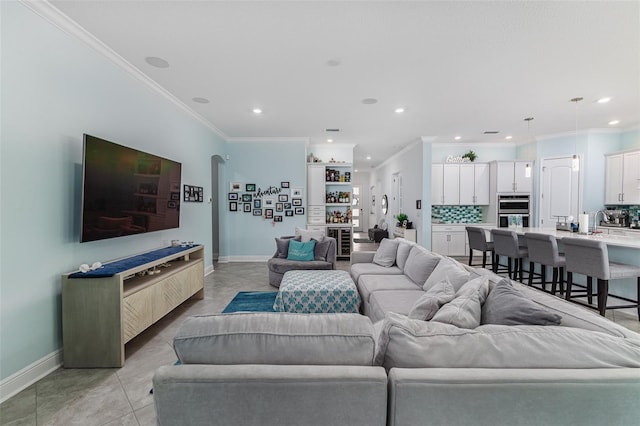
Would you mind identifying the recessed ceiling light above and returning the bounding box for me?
[366,156,372,160]
[327,139,333,143]
[395,108,405,113]
[145,56,170,68]
[597,97,611,104]
[454,136,461,140]
[608,120,620,125]
[505,135,513,140]
[326,59,341,67]
[192,97,210,104]
[362,98,378,105]
[252,108,262,114]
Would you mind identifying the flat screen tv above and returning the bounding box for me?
[80,134,182,243]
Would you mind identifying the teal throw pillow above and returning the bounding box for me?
[287,239,316,261]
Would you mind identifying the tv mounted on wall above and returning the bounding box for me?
[80,134,182,243]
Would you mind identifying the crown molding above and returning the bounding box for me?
[20,0,228,140]
[227,137,310,143]
[373,138,422,171]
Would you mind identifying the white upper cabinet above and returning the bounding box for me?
[605,151,640,205]
[494,161,532,193]
[307,164,326,206]
[432,164,459,205]
[459,163,490,205]
[431,164,444,205]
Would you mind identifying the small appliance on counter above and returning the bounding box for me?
[554,215,573,232]
[599,209,630,228]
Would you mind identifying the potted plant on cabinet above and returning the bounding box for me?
[396,213,409,228]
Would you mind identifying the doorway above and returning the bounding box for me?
[539,156,581,227]
[352,185,362,232]
[211,155,225,263]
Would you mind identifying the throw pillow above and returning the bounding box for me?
[313,237,332,261]
[372,238,400,267]
[274,237,293,259]
[407,278,456,321]
[287,239,316,261]
[403,247,441,286]
[431,276,489,329]
[295,227,325,242]
[423,257,470,293]
[395,241,413,271]
[481,279,562,326]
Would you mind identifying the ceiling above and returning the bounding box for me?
[48,0,640,169]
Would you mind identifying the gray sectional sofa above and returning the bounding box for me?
[154,238,640,426]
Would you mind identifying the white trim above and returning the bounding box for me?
[20,0,228,140]
[227,137,310,143]
[221,255,271,262]
[374,139,422,170]
[205,264,215,276]
[0,350,62,404]
[431,141,517,149]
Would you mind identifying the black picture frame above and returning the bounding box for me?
[246,183,256,192]
[292,198,302,206]
[284,202,292,209]
[183,184,204,202]
[242,194,252,202]
[416,199,422,209]
[274,215,283,222]
[253,209,262,216]
[167,201,177,209]
[265,209,274,219]
[278,194,288,202]
[170,192,180,201]
[294,207,305,215]
[276,203,283,212]
[228,193,238,201]
[243,203,251,212]
[285,210,294,217]
[281,181,290,188]
[229,201,238,211]
[253,199,261,208]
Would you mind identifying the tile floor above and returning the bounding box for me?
[1,237,638,425]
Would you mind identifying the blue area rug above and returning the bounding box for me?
[222,291,278,313]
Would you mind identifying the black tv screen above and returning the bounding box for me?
[80,134,182,243]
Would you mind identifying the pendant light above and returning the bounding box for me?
[523,117,534,178]
[570,97,583,171]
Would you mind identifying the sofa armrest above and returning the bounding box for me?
[388,368,640,426]
[154,364,388,426]
[351,251,376,265]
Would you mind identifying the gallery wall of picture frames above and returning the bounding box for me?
[184,185,203,202]
[228,181,303,224]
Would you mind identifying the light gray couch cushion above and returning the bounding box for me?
[368,290,425,323]
[423,257,470,292]
[431,276,489,329]
[295,226,325,242]
[357,274,423,303]
[482,279,562,326]
[376,312,640,369]
[403,246,441,286]
[395,240,415,271]
[174,312,376,366]
[372,238,399,267]
[408,279,456,321]
[268,258,333,275]
[351,263,403,284]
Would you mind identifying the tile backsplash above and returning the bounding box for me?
[432,205,483,224]
[605,205,640,220]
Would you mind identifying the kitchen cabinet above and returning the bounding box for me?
[605,150,640,205]
[493,161,532,193]
[432,164,460,205]
[307,163,353,226]
[459,163,490,205]
[431,225,466,256]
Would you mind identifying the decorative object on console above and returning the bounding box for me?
[396,213,408,228]
[462,150,477,162]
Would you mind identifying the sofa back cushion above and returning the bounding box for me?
[175,313,377,366]
[313,236,332,261]
[375,312,640,369]
[372,238,399,267]
[403,246,441,286]
[295,227,325,242]
[423,257,470,292]
[482,279,562,326]
[395,240,414,271]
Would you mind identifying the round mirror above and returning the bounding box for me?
[381,194,388,215]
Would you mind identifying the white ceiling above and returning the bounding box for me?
[48,0,639,168]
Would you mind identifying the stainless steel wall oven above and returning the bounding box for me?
[498,194,530,227]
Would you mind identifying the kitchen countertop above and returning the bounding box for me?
[490,227,640,250]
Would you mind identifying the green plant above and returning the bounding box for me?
[396,213,408,224]
[462,150,477,162]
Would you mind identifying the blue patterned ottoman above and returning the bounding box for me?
[273,270,361,313]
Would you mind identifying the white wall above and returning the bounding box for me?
[1,3,226,384]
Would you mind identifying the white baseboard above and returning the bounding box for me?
[0,350,62,404]
[204,264,214,276]
[218,256,270,263]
